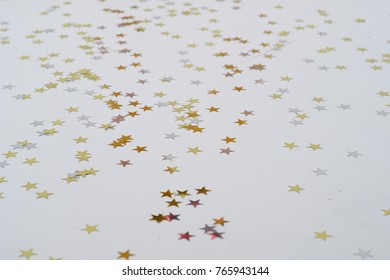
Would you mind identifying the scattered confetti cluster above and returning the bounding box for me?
[149,187,228,241]
[0,0,389,259]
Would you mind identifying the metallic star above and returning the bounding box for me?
[178,231,194,241]
[30,120,44,127]
[313,105,327,111]
[354,249,374,260]
[199,224,215,233]
[288,108,302,114]
[190,80,202,85]
[311,168,328,176]
[241,110,254,116]
[165,132,179,140]
[220,147,234,155]
[318,65,329,71]
[2,84,15,89]
[0,161,10,168]
[376,110,389,116]
[347,151,363,158]
[338,104,351,110]
[117,160,132,167]
[187,199,203,208]
[162,154,177,161]
[290,119,303,126]
[209,230,225,239]
[166,212,180,222]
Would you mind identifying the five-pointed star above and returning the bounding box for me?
[312,168,328,176]
[0,161,10,169]
[36,190,53,199]
[162,154,177,161]
[133,146,147,153]
[166,198,181,207]
[117,160,132,167]
[187,147,202,154]
[165,132,179,140]
[235,119,247,126]
[178,231,194,241]
[307,143,322,151]
[199,224,215,233]
[82,224,99,234]
[73,136,88,143]
[187,199,203,208]
[288,184,304,193]
[117,250,135,259]
[209,230,225,239]
[314,230,332,241]
[283,142,298,150]
[347,151,363,158]
[175,190,191,198]
[19,249,37,260]
[160,189,173,198]
[166,212,180,222]
[220,147,234,155]
[22,182,38,191]
[3,151,17,158]
[23,158,39,165]
[164,166,179,174]
[213,217,229,227]
[222,136,236,144]
[354,249,374,260]
[150,214,167,223]
[195,186,211,195]
[382,209,390,216]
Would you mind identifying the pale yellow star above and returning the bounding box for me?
[0,177,7,184]
[82,224,99,234]
[283,142,298,150]
[288,184,304,193]
[335,65,347,70]
[154,91,166,98]
[312,97,324,103]
[75,151,91,161]
[270,93,283,99]
[52,119,65,126]
[280,76,293,81]
[43,128,58,135]
[73,136,88,144]
[187,147,202,154]
[36,190,53,199]
[377,91,389,97]
[65,107,79,113]
[93,94,105,100]
[314,230,332,241]
[22,182,38,191]
[3,151,17,158]
[19,249,37,260]
[295,113,309,120]
[23,158,39,166]
[100,123,115,130]
[307,143,322,151]
[382,209,390,216]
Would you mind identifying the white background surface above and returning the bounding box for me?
[0,0,389,259]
